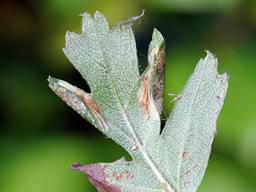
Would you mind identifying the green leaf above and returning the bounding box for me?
[48,11,228,192]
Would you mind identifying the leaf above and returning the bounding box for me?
[48,11,228,192]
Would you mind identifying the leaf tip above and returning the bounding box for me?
[204,50,216,61]
[48,76,59,90]
[94,10,104,18]
[47,75,51,83]
[80,11,91,18]
[152,28,165,46]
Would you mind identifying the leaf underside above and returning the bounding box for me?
[48,11,228,192]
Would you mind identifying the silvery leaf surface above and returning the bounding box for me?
[48,11,228,192]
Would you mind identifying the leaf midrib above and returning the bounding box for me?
[175,59,208,192]
[92,22,175,192]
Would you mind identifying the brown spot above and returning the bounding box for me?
[112,170,135,181]
[182,151,190,159]
[184,181,191,188]
[185,170,192,177]
[140,75,151,118]
[193,165,200,172]
[216,95,221,99]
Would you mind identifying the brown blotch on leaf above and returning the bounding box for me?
[140,75,151,118]
[153,48,165,112]
[72,163,121,192]
[75,89,100,113]
[139,46,165,118]
[75,89,109,133]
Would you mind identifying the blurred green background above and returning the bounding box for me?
[1,0,256,191]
